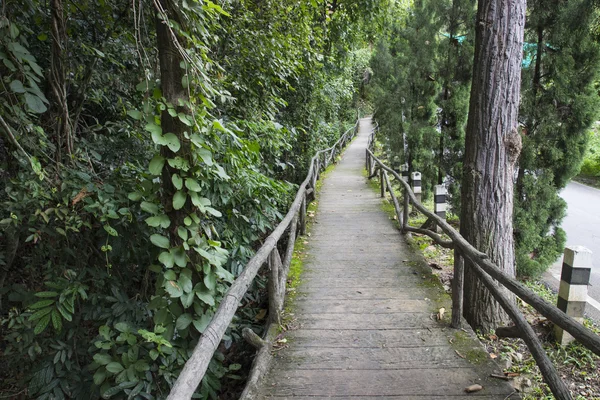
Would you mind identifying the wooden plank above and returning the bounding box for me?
[293,312,439,330]
[263,369,512,397]
[297,277,424,289]
[293,298,431,314]
[284,328,451,348]
[270,345,471,371]
[295,286,442,300]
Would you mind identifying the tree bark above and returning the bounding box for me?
[460,0,525,332]
[155,0,189,230]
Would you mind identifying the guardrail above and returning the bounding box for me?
[166,121,359,400]
[365,125,600,400]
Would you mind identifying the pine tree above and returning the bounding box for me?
[371,0,440,196]
[431,0,475,210]
[515,0,600,276]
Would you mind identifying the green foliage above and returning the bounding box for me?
[0,0,381,398]
[370,0,474,200]
[580,124,600,176]
[515,0,600,276]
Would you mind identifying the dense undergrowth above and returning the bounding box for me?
[0,0,389,398]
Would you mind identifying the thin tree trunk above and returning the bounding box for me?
[460,0,525,332]
[50,0,72,163]
[155,0,189,231]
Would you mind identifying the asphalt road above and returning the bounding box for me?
[542,181,600,321]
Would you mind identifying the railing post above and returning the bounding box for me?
[268,248,283,325]
[451,249,464,328]
[433,185,447,233]
[380,168,385,198]
[411,171,421,212]
[556,246,592,346]
[402,186,409,233]
[299,192,307,236]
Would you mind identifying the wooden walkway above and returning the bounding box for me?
[257,118,515,399]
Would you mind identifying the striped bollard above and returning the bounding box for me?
[433,185,447,233]
[401,164,409,182]
[411,171,421,212]
[555,246,592,346]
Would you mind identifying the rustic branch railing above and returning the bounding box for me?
[166,122,359,400]
[365,128,600,400]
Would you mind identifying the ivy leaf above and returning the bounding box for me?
[197,148,213,166]
[185,178,202,192]
[194,287,215,306]
[167,157,190,171]
[145,214,171,229]
[149,155,165,176]
[145,123,162,140]
[172,247,187,268]
[165,280,183,298]
[140,201,159,215]
[164,270,177,280]
[177,227,188,241]
[204,272,216,291]
[180,292,194,308]
[172,174,183,190]
[9,80,26,93]
[178,269,192,292]
[103,224,118,237]
[163,133,181,152]
[150,234,170,249]
[159,251,175,269]
[177,113,193,127]
[128,192,142,201]
[205,207,222,218]
[24,93,47,114]
[192,314,213,333]
[173,191,187,210]
[175,313,193,330]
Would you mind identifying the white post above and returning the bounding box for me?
[555,246,592,346]
[411,171,421,212]
[433,185,447,233]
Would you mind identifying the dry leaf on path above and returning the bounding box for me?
[464,384,483,393]
[437,307,445,320]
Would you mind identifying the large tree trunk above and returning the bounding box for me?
[460,0,525,332]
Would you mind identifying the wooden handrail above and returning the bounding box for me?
[365,133,600,400]
[167,121,359,400]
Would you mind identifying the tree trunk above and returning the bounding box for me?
[460,0,525,332]
[155,0,189,231]
[50,0,73,163]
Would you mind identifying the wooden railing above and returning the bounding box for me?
[167,122,359,400]
[365,128,600,400]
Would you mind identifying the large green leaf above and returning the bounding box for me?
[165,280,183,298]
[24,93,47,113]
[150,234,170,249]
[106,362,124,374]
[175,313,193,330]
[145,214,171,229]
[173,191,187,210]
[149,155,165,176]
[185,178,202,192]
